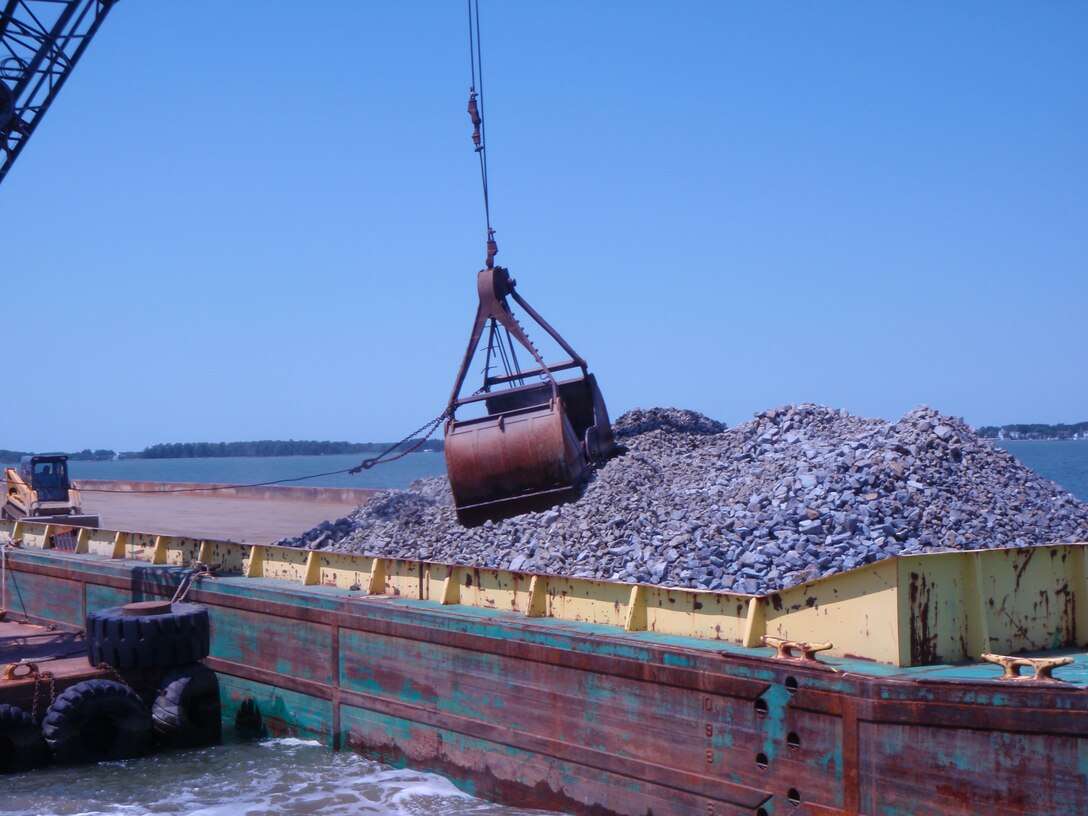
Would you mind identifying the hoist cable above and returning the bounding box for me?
[466,0,477,92]
[474,0,490,233]
[467,0,495,262]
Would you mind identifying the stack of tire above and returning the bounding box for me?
[0,600,221,770]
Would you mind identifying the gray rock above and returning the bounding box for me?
[280,403,1088,597]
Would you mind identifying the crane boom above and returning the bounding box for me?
[0,0,117,186]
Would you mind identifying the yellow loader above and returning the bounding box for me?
[2,455,99,526]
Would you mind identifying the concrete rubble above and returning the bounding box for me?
[276,404,1088,594]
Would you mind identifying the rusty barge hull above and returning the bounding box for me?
[3,526,1088,815]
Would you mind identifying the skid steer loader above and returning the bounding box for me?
[2,455,99,526]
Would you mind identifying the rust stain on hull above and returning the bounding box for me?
[7,546,1088,814]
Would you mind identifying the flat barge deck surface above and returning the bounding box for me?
[0,619,109,714]
[76,481,374,544]
[3,521,1088,815]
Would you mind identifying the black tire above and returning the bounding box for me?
[0,703,48,772]
[42,679,152,764]
[86,602,210,671]
[152,663,222,748]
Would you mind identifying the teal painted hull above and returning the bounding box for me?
[5,547,1088,815]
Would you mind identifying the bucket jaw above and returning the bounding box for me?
[444,267,615,524]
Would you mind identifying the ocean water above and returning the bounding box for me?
[62,441,1088,502]
[66,452,447,490]
[995,440,1088,501]
[0,737,550,816]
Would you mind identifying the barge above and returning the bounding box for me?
[2,517,1087,815]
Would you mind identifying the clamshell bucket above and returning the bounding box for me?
[446,398,588,518]
[444,267,614,524]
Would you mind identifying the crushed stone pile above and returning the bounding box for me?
[276,405,1088,594]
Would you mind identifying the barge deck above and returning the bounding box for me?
[74,481,375,544]
[0,619,109,713]
[2,519,1087,815]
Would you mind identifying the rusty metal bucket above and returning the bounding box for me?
[444,267,614,524]
[445,397,588,522]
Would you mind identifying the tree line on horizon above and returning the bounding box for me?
[976,422,1088,440]
[1,448,118,464]
[0,439,443,464]
[7,420,1088,466]
[135,439,443,459]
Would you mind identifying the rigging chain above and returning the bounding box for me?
[349,406,452,472]
[76,404,454,490]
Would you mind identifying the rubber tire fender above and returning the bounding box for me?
[0,703,48,772]
[86,602,210,671]
[42,678,152,764]
[152,662,222,748]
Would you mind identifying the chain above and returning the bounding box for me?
[350,406,452,472]
[93,662,131,689]
[30,670,54,721]
[172,574,192,604]
[348,382,503,474]
[171,561,216,603]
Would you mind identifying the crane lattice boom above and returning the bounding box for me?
[0,0,117,185]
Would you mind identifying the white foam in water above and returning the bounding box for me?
[0,739,549,816]
[367,767,477,811]
[257,737,323,748]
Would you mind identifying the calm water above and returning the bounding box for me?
[995,440,1088,501]
[0,737,550,816]
[61,441,1088,502]
[66,452,447,490]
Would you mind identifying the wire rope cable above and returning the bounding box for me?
[466,0,497,265]
[76,469,362,494]
[72,404,452,494]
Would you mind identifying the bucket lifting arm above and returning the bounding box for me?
[446,266,563,411]
[444,267,615,524]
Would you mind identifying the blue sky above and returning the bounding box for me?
[2,2,1085,452]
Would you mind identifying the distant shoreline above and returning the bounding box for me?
[977,421,1088,442]
[992,438,1088,443]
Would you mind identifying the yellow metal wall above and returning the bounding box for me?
[2,517,1084,667]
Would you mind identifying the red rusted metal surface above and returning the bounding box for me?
[6,549,1088,815]
[445,398,588,515]
[0,620,112,715]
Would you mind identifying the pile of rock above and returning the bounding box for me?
[275,405,1088,594]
